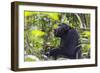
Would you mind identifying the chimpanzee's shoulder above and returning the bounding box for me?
[68,29,79,37]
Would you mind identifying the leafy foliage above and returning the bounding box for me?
[24,11,90,61]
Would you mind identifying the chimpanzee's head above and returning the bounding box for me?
[54,23,70,37]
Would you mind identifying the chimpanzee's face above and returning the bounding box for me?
[54,24,70,37]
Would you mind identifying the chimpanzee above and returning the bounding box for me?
[45,23,82,60]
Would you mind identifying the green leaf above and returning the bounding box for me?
[53,24,58,29]
[24,11,33,16]
[31,30,46,37]
[25,57,34,62]
[82,31,90,38]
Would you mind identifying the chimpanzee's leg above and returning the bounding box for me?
[49,48,61,60]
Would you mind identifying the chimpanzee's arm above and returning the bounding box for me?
[60,29,80,58]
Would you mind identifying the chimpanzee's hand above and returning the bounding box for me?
[45,52,50,57]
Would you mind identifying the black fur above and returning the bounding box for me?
[46,23,81,59]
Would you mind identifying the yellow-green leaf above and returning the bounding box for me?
[53,24,58,29]
[31,30,46,37]
[24,11,33,16]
